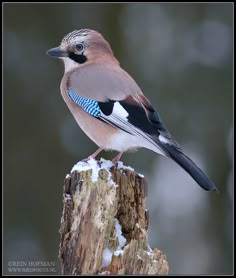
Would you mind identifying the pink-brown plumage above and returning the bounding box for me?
[47,29,218,191]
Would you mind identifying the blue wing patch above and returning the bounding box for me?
[68,88,101,117]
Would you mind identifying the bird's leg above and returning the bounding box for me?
[112,151,124,165]
[82,147,104,162]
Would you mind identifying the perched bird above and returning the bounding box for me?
[47,29,218,192]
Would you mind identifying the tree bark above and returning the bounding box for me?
[59,159,169,275]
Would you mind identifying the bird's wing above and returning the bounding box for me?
[68,63,182,152]
[68,63,141,101]
[135,92,182,150]
[67,85,180,157]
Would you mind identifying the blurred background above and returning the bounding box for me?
[3,3,233,275]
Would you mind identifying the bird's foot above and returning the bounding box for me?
[112,152,124,165]
[81,156,94,163]
[81,147,104,163]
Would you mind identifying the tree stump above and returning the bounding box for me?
[59,158,169,275]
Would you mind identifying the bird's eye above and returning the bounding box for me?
[75,43,84,51]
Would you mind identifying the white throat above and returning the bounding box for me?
[61,57,79,73]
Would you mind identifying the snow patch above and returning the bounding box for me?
[147,244,153,252]
[117,161,144,178]
[64,193,71,200]
[117,161,134,171]
[101,248,113,268]
[114,250,124,256]
[71,158,99,181]
[71,158,114,184]
[71,158,144,182]
[115,218,126,249]
[101,218,127,268]
[144,251,152,256]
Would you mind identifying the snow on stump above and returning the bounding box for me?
[59,158,169,275]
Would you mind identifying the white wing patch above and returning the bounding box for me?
[100,102,162,153]
[159,134,171,144]
[113,102,129,120]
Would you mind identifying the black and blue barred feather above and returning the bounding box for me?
[68,88,101,117]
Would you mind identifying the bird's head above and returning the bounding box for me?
[47,29,118,73]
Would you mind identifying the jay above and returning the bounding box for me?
[47,29,218,192]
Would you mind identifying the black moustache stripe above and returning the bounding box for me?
[69,53,87,64]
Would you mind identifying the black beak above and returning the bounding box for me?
[46,47,68,58]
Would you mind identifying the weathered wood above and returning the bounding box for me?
[59,159,169,275]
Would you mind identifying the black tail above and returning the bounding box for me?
[161,144,218,192]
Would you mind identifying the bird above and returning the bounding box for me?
[47,29,218,192]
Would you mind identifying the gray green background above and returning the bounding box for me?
[3,3,233,275]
